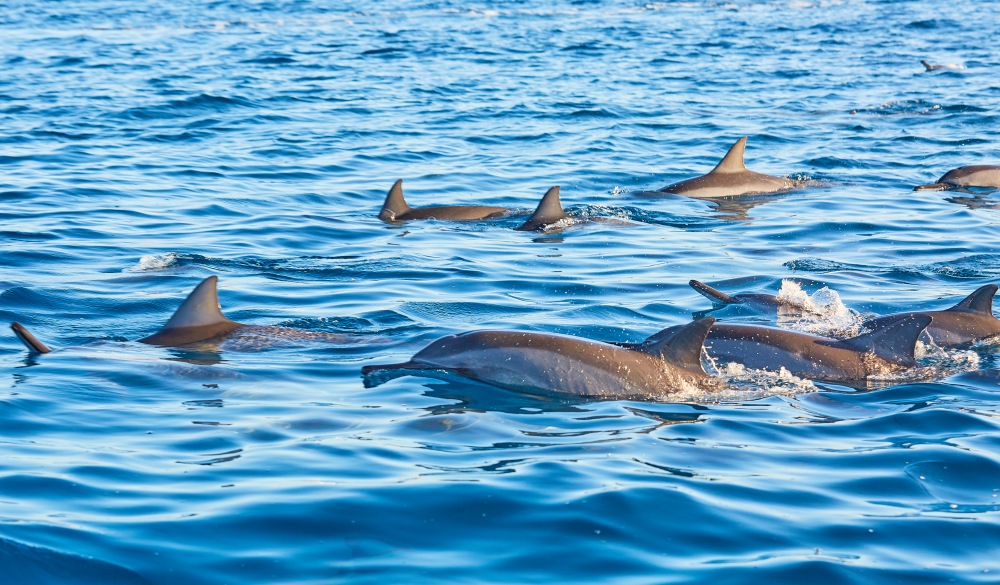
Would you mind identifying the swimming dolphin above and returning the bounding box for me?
[10,276,354,353]
[515,186,567,231]
[378,179,509,222]
[863,284,1000,347]
[913,166,1000,191]
[657,137,799,198]
[689,279,812,315]
[920,59,965,71]
[361,317,717,398]
[622,314,930,384]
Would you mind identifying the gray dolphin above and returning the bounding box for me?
[914,166,1000,191]
[864,284,1000,347]
[689,279,812,315]
[378,179,510,222]
[361,317,717,398]
[623,314,930,384]
[10,276,354,353]
[921,59,965,71]
[658,137,799,198]
[515,186,567,231]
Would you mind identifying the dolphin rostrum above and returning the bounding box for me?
[515,186,567,231]
[864,284,1000,347]
[913,166,1000,191]
[378,179,510,222]
[10,276,354,353]
[689,279,812,315]
[657,137,799,198]
[361,317,717,398]
[622,314,930,384]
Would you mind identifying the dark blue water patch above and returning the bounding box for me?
[0,230,58,241]
[0,537,149,585]
[116,94,256,121]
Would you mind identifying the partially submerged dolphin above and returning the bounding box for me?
[361,317,717,398]
[914,166,1000,191]
[689,279,812,315]
[864,284,1000,347]
[378,179,509,222]
[622,315,930,384]
[921,59,965,71]
[515,186,568,231]
[10,276,354,353]
[657,137,800,198]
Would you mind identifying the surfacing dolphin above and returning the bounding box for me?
[689,279,812,315]
[657,137,800,198]
[515,186,568,231]
[920,59,965,72]
[361,317,717,398]
[378,179,510,222]
[10,276,355,353]
[622,315,930,384]
[864,284,1000,348]
[913,166,1000,191]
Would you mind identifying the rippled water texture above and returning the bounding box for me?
[3,1,1000,583]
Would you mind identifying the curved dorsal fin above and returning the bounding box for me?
[378,179,410,221]
[516,186,566,231]
[159,276,234,330]
[946,284,998,315]
[640,317,715,374]
[709,137,748,174]
[837,314,931,367]
[689,280,734,305]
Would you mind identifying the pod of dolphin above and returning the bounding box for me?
[10,135,1000,399]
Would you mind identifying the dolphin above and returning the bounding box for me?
[914,166,1000,191]
[621,314,930,384]
[361,317,717,398]
[515,186,567,231]
[921,59,965,71]
[378,179,510,222]
[657,137,800,198]
[863,284,1000,347]
[689,279,812,315]
[10,276,354,353]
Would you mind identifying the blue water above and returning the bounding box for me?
[3,0,1000,582]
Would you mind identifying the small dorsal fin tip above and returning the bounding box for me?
[947,284,997,315]
[710,136,749,174]
[159,276,234,331]
[843,314,931,367]
[516,185,567,231]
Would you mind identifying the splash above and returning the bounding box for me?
[775,280,865,337]
[126,252,182,272]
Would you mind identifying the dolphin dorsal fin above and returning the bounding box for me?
[378,179,410,221]
[516,186,566,231]
[689,280,734,305]
[159,276,234,331]
[709,137,748,174]
[838,314,931,367]
[641,317,715,374]
[946,284,998,316]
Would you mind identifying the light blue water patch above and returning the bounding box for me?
[3,1,1000,583]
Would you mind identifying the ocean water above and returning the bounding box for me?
[3,0,1000,582]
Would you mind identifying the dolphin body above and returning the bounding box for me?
[361,318,717,398]
[689,279,811,315]
[863,284,1000,348]
[10,276,353,353]
[622,315,930,384]
[378,179,510,222]
[914,166,1000,191]
[657,137,799,198]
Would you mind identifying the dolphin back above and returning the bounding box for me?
[836,314,932,367]
[378,179,411,221]
[640,317,715,374]
[946,284,998,315]
[516,186,566,231]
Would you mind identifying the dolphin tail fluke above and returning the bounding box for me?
[516,186,566,231]
[914,182,949,191]
[378,179,410,221]
[689,280,735,305]
[840,314,932,367]
[709,137,749,174]
[11,322,52,354]
[920,59,934,71]
[946,284,998,315]
[641,317,715,374]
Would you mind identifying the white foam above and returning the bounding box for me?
[125,252,181,272]
[775,279,865,337]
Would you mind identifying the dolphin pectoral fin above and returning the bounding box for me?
[709,137,749,174]
[378,179,410,222]
[11,322,52,354]
[138,276,241,346]
[516,186,566,231]
[914,182,949,191]
[689,280,735,305]
[641,317,715,374]
[946,284,998,315]
[837,314,932,367]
